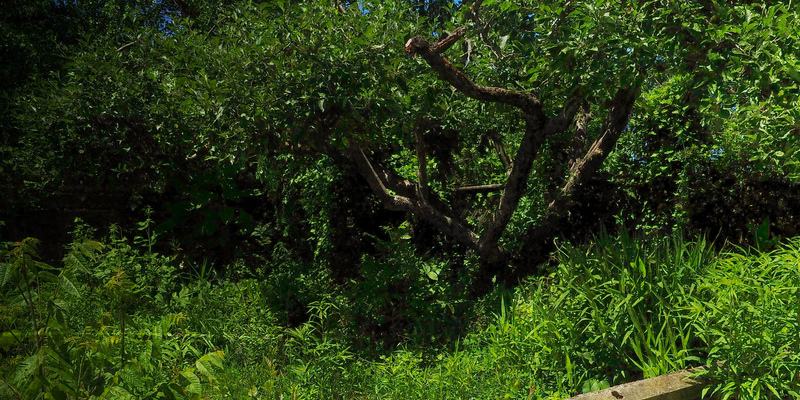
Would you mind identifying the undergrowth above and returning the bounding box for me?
[2,218,799,399]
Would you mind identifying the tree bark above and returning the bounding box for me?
[548,86,638,218]
[509,86,638,284]
[414,126,429,202]
[345,29,642,298]
[346,144,480,250]
[488,130,512,174]
[454,184,504,194]
[404,35,543,115]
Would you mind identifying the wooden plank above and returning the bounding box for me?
[566,369,706,400]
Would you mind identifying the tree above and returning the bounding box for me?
[328,0,799,295]
[4,0,799,297]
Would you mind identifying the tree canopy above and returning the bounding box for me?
[2,0,799,296]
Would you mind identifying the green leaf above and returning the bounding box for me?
[0,330,20,351]
[499,35,510,49]
[203,350,224,368]
[180,370,202,394]
[196,351,224,379]
[139,340,154,373]
[16,349,45,381]
[18,238,40,259]
[785,64,800,83]
[565,353,573,377]
[637,258,647,278]
[58,274,81,298]
[37,270,58,283]
[102,386,135,400]
[0,262,13,288]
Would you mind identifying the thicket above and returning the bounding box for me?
[2,219,799,399]
[3,0,799,268]
[2,0,800,398]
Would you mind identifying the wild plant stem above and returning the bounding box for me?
[0,374,25,400]
[120,305,126,367]
[19,253,42,351]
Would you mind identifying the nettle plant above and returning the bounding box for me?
[0,219,223,399]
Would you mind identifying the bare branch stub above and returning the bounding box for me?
[116,41,137,52]
[567,103,592,172]
[454,184,505,194]
[334,0,346,13]
[430,26,468,54]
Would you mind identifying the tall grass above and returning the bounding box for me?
[689,238,800,399]
[218,233,723,398]
[3,222,799,399]
[550,233,714,380]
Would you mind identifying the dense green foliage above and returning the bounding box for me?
[2,0,800,398]
[3,0,799,260]
[3,225,800,399]
[0,219,225,399]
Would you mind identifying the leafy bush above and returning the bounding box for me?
[690,239,800,400]
[4,214,800,399]
[344,222,473,352]
[0,220,224,399]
